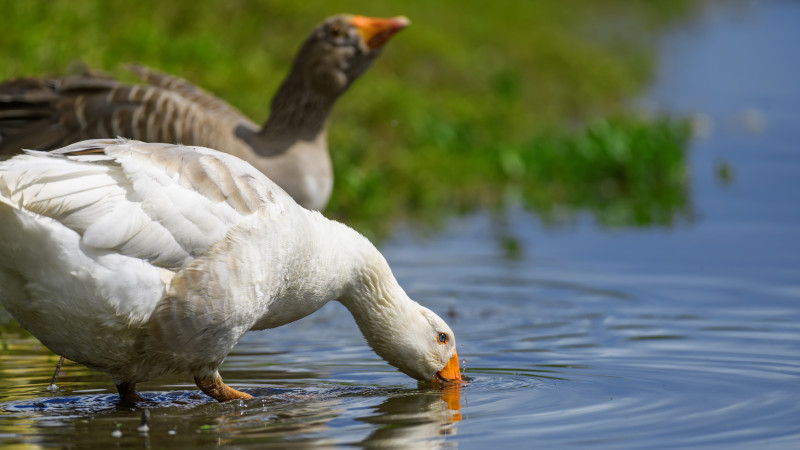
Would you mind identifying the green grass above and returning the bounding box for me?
[1,0,695,238]
[332,114,691,235]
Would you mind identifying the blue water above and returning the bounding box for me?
[380,1,800,446]
[1,0,799,448]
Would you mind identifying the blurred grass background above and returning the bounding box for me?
[1,0,694,238]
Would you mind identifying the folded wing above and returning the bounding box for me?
[0,139,284,268]
[0,70,253,155]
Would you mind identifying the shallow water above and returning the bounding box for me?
[2,0,800,448]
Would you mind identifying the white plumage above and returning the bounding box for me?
[0,139,461,403]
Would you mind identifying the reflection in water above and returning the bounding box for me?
[438,383,463,423]
[0,379,463,448]
[358,384,462,448]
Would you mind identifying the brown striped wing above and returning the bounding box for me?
[0,73,254,155]
[125,64,249,123]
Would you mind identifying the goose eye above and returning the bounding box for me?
[329,24,344,38]
[437,332,448,344]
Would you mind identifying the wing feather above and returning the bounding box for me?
[0,139,285,268]
[125,64,250,124]
[0,73,255,155]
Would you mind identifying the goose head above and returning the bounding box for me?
[290,14,410,98]
[350,298,462,383]
[254,14,410,207]
[385,305,462,383]
[336,239,462,383]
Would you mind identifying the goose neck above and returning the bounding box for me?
[259,72,335,144]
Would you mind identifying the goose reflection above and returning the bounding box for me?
[0,383,463,446]
[358,383,463,448]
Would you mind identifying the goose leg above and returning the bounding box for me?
[116,381,146,405]
[48,356,65,390]
[194,373,252,402]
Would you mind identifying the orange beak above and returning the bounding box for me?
[434,350,462,382]
[351,15,410,49]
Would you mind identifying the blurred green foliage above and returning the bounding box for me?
[1,0,694,238]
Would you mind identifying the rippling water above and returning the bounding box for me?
[1,0,799,448]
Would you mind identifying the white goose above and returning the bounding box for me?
[0,139,461,403]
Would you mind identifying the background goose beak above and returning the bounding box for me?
[435,350,462,382]
[351,15,411,49]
